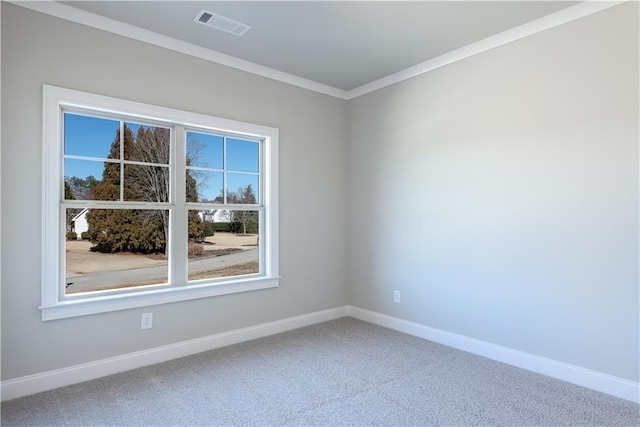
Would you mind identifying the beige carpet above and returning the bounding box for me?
[2,318,639,426]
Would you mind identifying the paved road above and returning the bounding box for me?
[66,248,258,293]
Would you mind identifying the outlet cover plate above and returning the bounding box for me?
[141,312,153,329]
[394,290,401,303]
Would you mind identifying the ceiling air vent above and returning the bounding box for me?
[194,9,251,37]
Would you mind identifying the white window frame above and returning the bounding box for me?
[41,85,279,321]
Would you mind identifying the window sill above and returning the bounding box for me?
[40,277,280,321]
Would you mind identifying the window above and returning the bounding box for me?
[42,85,279,320]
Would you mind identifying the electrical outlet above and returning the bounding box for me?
[141,312,153,330]
[394,290,401,303]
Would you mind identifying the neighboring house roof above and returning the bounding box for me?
[71,208,89,222]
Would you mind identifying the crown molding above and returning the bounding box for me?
[7,0,349,100]
[345,0,627,100]
[7,1,628,101]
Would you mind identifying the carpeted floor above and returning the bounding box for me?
[2,317,639,426]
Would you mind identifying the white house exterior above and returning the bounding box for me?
[199,209,231,223]
[71,208,89,238]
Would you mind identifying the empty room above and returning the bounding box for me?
[1,1,639,425]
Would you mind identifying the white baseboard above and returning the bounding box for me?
[1,306,349,402]
[347,306,640,404]
[4,305,638,404]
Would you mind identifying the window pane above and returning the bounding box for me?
[227,173,259,204]
[124,122,170,164]
[187,131,223,169]
[227,138,259,172]
[187,169,223,203]
[64,159,119,201]
[188,210,259,281]
[124,164,169,202]
[64,113,120,159]
[65,208,169,295]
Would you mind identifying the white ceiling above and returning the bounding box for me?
[56,1,580,92]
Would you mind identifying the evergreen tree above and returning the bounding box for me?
[66,175,99,200]
[64,180,75,200]
[86,125,184,254]
[64,181,82,233]
[187,171,204,240]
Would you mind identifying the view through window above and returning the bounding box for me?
[63,113,263,295]
[43,85,278,320]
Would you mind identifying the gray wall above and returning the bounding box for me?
[348,2,639,382]
[2,1,638,386]
[1,3,348,380]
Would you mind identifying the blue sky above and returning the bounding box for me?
[64,113,119,159]
[186,131,259,172]
[64,113,260,202]
[187,131,259,202]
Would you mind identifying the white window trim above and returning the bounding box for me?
[41,85,279,321]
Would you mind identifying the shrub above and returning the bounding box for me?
[230,220,258,234]
[213,222,232,232]
[81,232,90,240]
[228,221,242,234]
[188,242,203,257]
[66,231,78,240]
[203,221,216,237]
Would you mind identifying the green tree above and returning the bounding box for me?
[64,181,81,233]
[187,171,204,240]
[85,126,157,253]
[64,180,75,200]
[86,124,203,253]
[66,175,99,200]
[126,125,171,243]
